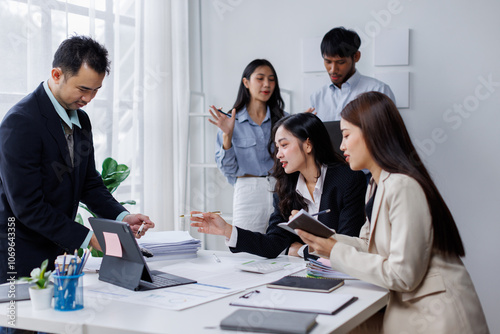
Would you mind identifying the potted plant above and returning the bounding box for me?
[75,157,136,257]
[19,259,54,310]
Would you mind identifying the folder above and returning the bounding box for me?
[230,287,357,315]
[220,309,317,334]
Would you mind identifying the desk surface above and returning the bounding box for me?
[1,251,388,334]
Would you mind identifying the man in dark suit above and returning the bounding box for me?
[0,36,154,285]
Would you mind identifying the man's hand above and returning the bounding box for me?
[123,213,155,238]
[89,233,102,252]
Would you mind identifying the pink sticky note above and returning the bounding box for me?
[103,232,123,257]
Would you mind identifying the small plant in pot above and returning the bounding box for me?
[19,259,54,310]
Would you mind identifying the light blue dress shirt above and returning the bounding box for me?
[310,71,396,121]
[42,81,129,249]
[215,106,284,185]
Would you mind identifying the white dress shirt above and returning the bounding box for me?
[226,165,328,253]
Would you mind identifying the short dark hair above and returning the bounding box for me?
[341,92,465,257]
[320,27,361,58]
[52,35,111,77]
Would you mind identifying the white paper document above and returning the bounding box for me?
[85,254,305,310]
[230,286,357,315]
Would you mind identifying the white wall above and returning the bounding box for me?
[194,0,500,331]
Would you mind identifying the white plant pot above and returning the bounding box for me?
[29,285,54,310]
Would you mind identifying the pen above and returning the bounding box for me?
[136,222,146,236]
[311,209,331,216]
[179,211,221,218]
[62,252,67,275]
[240,290,260,299]
[216,108,232,118]
[212,253,221,263]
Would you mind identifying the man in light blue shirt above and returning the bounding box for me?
[309,27,395,121]
[0,36,154,288]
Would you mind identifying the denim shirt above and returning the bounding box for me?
[215,106,281,185]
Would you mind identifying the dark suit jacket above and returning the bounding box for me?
[230,163,366,258]
[0,83,125,282]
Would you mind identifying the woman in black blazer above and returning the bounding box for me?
[191,113,366,259]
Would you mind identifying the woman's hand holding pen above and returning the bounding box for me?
[190,211,232,239]
[208,105,236,150]
[296,229,337,259]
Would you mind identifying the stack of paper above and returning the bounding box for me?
[306,258,357,280]
[138,231,201,260]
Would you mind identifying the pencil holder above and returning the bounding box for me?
[53,273,84,311]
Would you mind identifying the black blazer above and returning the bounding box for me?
[230,163,366,258]
[0,83,125,282]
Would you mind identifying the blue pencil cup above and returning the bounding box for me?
[53,273,84,311]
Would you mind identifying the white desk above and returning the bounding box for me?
[1,251,388,334]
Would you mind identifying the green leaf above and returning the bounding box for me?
[37,278,46,289]
[102,157,118,177]
[75,213,84,225]
[77,157,134,239]
[119,200,136,205]
[91,248,104,257]
[39,259,48,279]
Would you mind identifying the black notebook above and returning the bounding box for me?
[220,309,317,334]
[267,275,344,293]
[278,209,335,238]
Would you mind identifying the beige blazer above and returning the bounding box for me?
[330,171,489,333]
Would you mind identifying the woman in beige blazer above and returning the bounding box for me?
[297,92,489,333]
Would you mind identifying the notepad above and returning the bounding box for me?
[278,209,335,238]
[267,275,344,293]
[220,309,317,334]
[230,287,357,315]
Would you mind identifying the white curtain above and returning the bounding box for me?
[0,0,191,231]
[139,0,191,231]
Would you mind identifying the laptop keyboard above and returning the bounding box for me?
[140,275,183,289]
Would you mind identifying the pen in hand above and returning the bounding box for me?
[136,222,146,237]
[311,209,331,216]
[216,108,232,118]
[179,211,221,218]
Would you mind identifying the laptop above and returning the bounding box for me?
[89,218,197,291]
[322,121,344,156]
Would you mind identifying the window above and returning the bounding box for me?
[0,0,145,214]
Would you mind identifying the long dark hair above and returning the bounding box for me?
[271,113,345,218]
[232,59,285,128]
[341,91,465,257]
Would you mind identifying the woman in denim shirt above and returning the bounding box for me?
[209,59,286,233]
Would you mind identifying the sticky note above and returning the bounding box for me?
[103,232,123,257]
